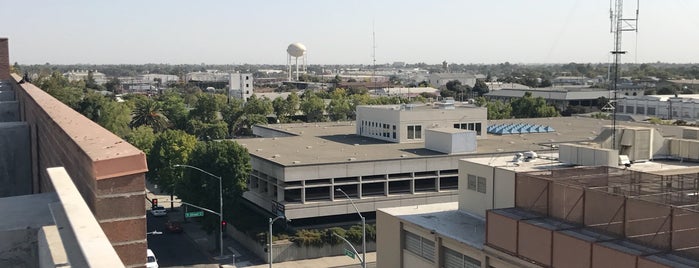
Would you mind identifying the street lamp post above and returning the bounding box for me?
[268,216,285,268]
[335,188,366,268]
[173,164,223,258]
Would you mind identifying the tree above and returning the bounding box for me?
[77,91,109,121]
[104,77,121,93]
[130,98,169,132]
[125,126,156,155]
[189,94,219,123]
[300,91,326,122]
[159,92,188,130]
[186,119,228,140]
[147,129,198,195]
[243,95,273,116]
[327,89,352,121]
[272,93,300,123]
[511,92,559,118]
[472,79,490,96]
[98,101,132,137]
[178,140,252,232]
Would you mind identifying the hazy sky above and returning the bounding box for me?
[2,0,698,65]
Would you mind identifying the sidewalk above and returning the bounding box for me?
[238,252,376,268]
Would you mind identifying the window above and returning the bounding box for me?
[647,107,656,115]
[392,125,396,139]
[404,231,434,262]
[444,247,481,268]
[467,174,486,194]
[636,106,645,114]
[415,125,422,139]
[407,125,422,140]
[455,122,482,135]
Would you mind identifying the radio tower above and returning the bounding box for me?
[607,0,639,149]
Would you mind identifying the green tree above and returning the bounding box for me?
[327,89,352,121]
[511,92,559,118]
[160,92,189,130]
[77,91,108,121]
[485,100,513,120]
[104,77,121,92]
[98,101,132,137]
[300,91,326,122]
[130,98,169,132]
[179,140,252,232]
[147,129,198,195]
[189,94,219,123]
[243,95,273,116]
[186,119,228,140]
[472,79,490,96]
[125,126,156,154]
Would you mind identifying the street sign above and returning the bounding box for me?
[344,248,355,259]
[185,211,204,218]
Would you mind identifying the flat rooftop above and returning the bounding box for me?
[379,202,485,249]
[465,153,699,175]
[240,116,687,166]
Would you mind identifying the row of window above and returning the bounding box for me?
[467,174,486,194]
[360,120,397,139]
[404,231,481,268]
[622,105,698,118]
[407,125,422,140]
[454,122,482,135]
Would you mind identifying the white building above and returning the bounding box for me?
[63,70,108,85]
[229,72,253,102]
[372,87,439,97]
[428,73,482,88]
[617,94,699,121]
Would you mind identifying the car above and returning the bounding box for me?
[150,206,167,217]
[146,249,159,268]
[165,221,183,233]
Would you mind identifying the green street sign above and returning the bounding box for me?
[344,248,355,259]
[185,211,204,218]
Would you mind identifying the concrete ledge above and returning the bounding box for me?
[48,167,124,267]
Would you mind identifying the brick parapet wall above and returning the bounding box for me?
[12,74,148,267]
[0,38,9,80]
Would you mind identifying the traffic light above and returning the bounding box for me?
[221,220,227,232]
[151,198,158,208]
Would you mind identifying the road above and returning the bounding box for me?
[147,211,214,267]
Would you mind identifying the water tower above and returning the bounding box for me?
[286,43,307,81]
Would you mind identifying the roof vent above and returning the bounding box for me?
[292,160,301,164]
[272,154,281,158]
[306,145,312,149]
[348,157,356,161]
[256,148,263,152]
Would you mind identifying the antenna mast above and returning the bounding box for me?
[607,0,639,150]
[372,21,377,90]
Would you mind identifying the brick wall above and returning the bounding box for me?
[13,74,149,267]
[0,38,9,80]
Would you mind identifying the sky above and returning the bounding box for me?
[1,0,698,65]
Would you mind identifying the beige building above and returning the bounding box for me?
[377,152,699,268]
[355,102,487,143]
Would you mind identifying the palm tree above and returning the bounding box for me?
[130,98,169,132]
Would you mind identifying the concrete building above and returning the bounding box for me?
[0,38,148,267]
[617,94,699,121]
[485,87,611,112]
[355,102,487,143]
[376,130,699,267]
[230,72,254,102]
[241,105,655,222]
[63,70,108,85]
[428,73,482,88]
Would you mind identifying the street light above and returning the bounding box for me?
[268,216,286,268]
[173,164,224,258]
[335,188,366,268]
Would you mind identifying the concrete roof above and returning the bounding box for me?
[379,203,485,249]
[240,116,686,166]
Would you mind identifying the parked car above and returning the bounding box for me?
[150,206,167,217]
[165,221,183,233]
[146,249,159,268]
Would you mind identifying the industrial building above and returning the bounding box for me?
[617,94,699,121]
[376,125,699,268]
[240,97,671,221]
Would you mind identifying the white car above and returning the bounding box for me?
[146,249,159,268]
[150,206,167,217]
